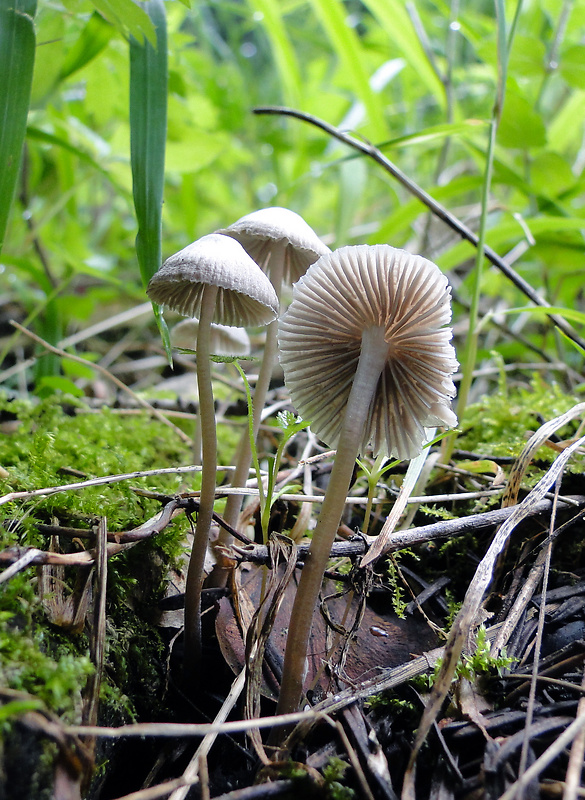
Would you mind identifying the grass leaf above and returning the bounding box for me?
[129,0,170,360]
[247,0,302,106]
[309,0,387,140]
[58,11,114,83]
[360,0,445,107]
[90,0,156,46]
[0,0,37,257]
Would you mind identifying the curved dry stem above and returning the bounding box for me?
[183,283,219,678]
[275,326,390,717]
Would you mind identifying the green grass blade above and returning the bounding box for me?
[360,0,446,107]
[499,306,585,327]
[493,0,508,120]
[436,215,585,271]
[27,125,126,188]
[309,0,387,140]
[129,0,170,358]
[0,0,37,257]
[247,0,302,106]
[443,1,517,461]
[58,11,114,83]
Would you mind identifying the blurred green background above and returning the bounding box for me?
[1,0,584,393]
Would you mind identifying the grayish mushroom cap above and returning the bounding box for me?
[172,318,251,356]
[278,244,459,460]
[217,207,330,284]
[147,233,279,327]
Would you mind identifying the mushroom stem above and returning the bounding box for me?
[208,243,286,581]
[276,325,391,716]
[219,315,280,530]
[183,283,219,678]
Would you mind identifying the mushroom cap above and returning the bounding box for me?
[217,207,330,284]
[278,244,459,460]
[147,233,279,327]
[172,318,251,356]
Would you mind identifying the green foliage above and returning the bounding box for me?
[0,0,37,256]
[420,626,515,699]
[0,575,93,722]
[385,555,410,619]
[322,756,355,800]
[0,394,192,532]
[89,0,156,45]
[365,691,415,713]
[0,395,191,735]
[444,590,463,631]
[457,626,515,680]
[457,373,582,458]
[0,0,582,370]
[356,452,400,533]
[259,411,309,541]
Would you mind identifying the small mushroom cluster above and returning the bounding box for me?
[147,213,458,707]
[147,209,329,674]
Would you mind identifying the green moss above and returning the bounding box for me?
[457,626,515,680]
[0,395,194,530]
[457,374,581,458]
[0,395,195,725]
[322,757,355,800]
[0,575,92,722]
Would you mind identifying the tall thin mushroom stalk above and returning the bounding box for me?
[210,208,330,570]
[147,233,278,676]
[171,319,251,466]
[275,244,459,715]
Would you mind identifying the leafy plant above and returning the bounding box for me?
[457,625,515,680]
[322,757,355,800]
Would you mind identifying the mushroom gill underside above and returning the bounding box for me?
[279,336,457,460]
[148,278,276,328]
[278,244,459,460]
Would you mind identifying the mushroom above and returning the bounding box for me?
[147,233,279,674]
[215,208,330,540]
[275,244,458,714]
[218,207,331,289]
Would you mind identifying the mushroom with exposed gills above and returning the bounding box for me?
[147,233,279,675]
[215,207,330,541]
[275,244,459,715]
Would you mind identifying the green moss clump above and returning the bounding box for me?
[457,374,582,458]
[0,571,92,721]
[0,395,194,533]
[0,395,199,792]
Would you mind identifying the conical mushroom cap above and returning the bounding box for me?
[278,244,459,460]
[217,207,330,284]
[147,233,279,327]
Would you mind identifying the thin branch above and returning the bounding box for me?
[253,106,585,352]
[232,496,584,566]
[64,710,325,739]
[0,465,205,506]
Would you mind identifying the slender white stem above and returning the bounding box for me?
[183,284,219,677]
[209,243,286,582]
[276,326,390,716]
